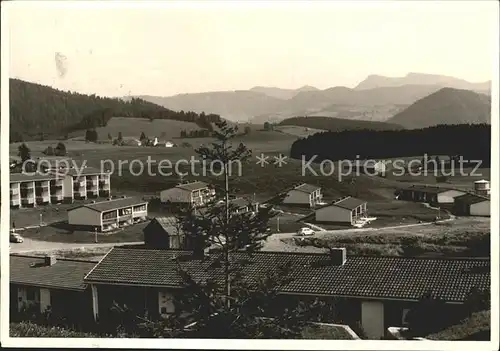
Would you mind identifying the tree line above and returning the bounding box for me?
[9,79,221,142]
[290,124,491,167]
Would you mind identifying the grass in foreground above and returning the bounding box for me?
[426,310,490,340]
[10,322,99,338]
[300,324,357,340]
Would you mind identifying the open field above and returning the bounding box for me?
[274,125,327,138]
[70,117,202,141]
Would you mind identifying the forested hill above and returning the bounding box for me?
[279,116,402,131]
[9,79,220,142]
[290,124,491,166]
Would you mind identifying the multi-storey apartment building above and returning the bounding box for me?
[67,196,148,232]
[10,173,54,208]
[10,167,112,208]
[160,181,215,207]
[63,167,111,200]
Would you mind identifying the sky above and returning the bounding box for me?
[6,1,498,97]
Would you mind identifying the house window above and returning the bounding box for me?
[102,211,117,220]
[119,208,132,216]
[134,205,146,212]
[26,287,39,301]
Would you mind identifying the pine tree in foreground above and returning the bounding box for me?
[122,119,332,338]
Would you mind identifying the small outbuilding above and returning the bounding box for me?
[453,193,490,217]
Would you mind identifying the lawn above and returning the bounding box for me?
[285,217,490,257]
[19,221,148,244]
[300,323,358,340]
[426,310,490,340]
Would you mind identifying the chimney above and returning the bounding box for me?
[328,248,347,266]
[44,255,57,266]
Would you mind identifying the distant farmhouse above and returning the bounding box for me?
[283,183,323,208]
[453,193,490,217]
[67,196,148,232]
[160,181,215,207]
[315,196,368,226]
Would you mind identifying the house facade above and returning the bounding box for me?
[453,193,490,217]
[283,183,322,208]
[315,196,367,225]
[160,181,215,207]
[9,172,74,208]
[67,196,148,232]
[59,167,111,200]
[10,254,96,325]
[396,185,466,205]
[143,217,187,249]
[83,246,490,340]
[10,167,111,208]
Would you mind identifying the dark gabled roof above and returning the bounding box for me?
[293,183,321,194]
[10,255,96,291]
[69,197,147,213]
[399,185,461,194]
[147,217,181,234]
[10,172,56,183]
[331,197,367,210]
[84,247,490,303]
[177,181,209,191]
[454,193,490,205]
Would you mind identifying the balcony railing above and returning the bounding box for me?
[102,217,118,224]
[21,198,34,204]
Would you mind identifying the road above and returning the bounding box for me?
[262,216,456,252]
[9,214,458,255]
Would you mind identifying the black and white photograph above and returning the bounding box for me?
[1,0,498,349]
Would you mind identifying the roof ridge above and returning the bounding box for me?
[235,251,489,261]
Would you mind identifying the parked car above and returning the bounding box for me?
[10,232,24,243]
[296,227,315,236]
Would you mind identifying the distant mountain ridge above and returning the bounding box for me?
[136,72,490,123]
[388,88,491,129]
[355,72,490,93]
[249,85,319,99]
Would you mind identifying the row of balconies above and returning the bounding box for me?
[102,211,146,224]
